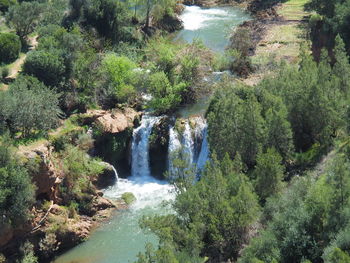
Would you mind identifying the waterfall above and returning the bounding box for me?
[168,126,182,173]
[111,165,119,181]
[167,117,210,174]
[131,115,160,178]
[196,125,209,170]
[183,122,194,164]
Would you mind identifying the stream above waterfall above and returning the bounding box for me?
[175,5,251,52]
[53,5,250,263]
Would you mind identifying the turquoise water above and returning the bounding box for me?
[176,5,251,52]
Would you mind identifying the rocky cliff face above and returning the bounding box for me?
[20,144,62,202]
[1,108,137,261]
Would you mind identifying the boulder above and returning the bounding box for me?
[93,162,117,189]
[93,196,116,211]
[95,108,141,134]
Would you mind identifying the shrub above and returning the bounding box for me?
[122,192,136,205]
[0,32,21,64]
[6,1,42,42]
[147,71,187,114]
[0,141,35,227]
[60,146,104,204]
[23,50,66,87]
[0,76,62,137]
[1,67,9,80]
[102,54,137,103]
[20,241,38,263]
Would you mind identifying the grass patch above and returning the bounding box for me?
[278,0,310,20]
[253,23,305,66]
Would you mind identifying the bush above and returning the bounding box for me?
[0,75,62,137]
[102,54,137,103]
[0,33,21,64]
[60,146,104,205]
[147,71,187,114]
[0,141,35,227]
[1,67,9,80]
[121,192,136,205]
[23,50,66,87]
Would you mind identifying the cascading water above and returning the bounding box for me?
[167,117,210,173]
[197,125,209,171]
[131,115,160,178]
[168,126,182,173]
[183,122,195,164]
[111,165,119,181]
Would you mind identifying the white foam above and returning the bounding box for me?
[180,5,230,31]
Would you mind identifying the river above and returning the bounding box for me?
[53,5,250,263]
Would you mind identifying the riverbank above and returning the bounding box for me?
[238,0,311,85]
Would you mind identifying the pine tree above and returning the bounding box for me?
[254,148,285,203]
[333,35,350,96]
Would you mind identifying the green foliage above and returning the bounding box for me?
[139,156,260,261]
[23,50,66,87]
[333,35,350,96]
[0,141,35,227]
[81,0,133,43]
[20,241,38,263]
[307,0,350,54]
[260,44,346,152]
[6,1,42,41]
[325,248,350,263]
[240,142,350,263]
[254,148,285,203]
[0,76,62,137]
[102,54,137,103]
[121,192,136,205]
[147,71,187,114]
[229,28,254,76]
[60,145,104,209]
[207,81,293,168]
[1,67,9,80]
[0,32,21,64]
[146,38,177,76]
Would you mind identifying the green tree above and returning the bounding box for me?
[23,50,66,87]
[6,1,42,43]
[0,76,62,137]
[147,71,187,114]
[333,35,350,95]
[254,148,285,203]
[207,83,292,167]
[140,157,260,261]
[325,248,350,263]
[0,32,21,64]
[0,142,35,227]
[102,54,137,103]
[82,0,133,43]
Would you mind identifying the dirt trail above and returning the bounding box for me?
[7,35,39,79]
